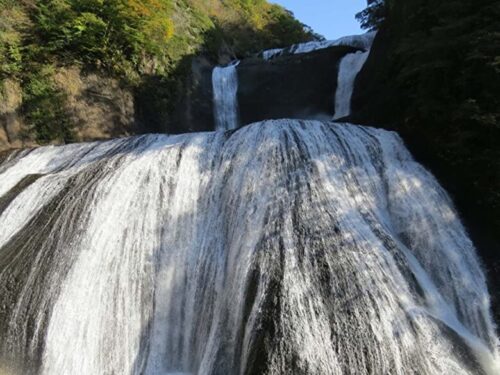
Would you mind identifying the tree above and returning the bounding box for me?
[356,0,388,30]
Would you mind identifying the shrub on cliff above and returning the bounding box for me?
[30,0,176,77]
[13,0,313,78]
[22,65,75,143]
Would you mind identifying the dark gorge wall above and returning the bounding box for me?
[237,46,357,125]
[1,43,358,149]
[163,45,357,133]
[350,0,500,325]
[137,56,216,135]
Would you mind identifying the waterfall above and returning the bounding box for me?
[0,119,498,375]
[333,33,375,120]
[261,32,376,60]
[212,61,240,131]
[333,51,370,119]
[259,32,375,121]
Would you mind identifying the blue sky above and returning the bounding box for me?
[272,0,366,40]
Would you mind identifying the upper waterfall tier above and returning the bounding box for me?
[333,32,376,120]
[212,61,240,131]
[235,45,358,126]
[209,32,375,133]
[334,50,371,120]
[0,120,498,375]
[260,32,376,60]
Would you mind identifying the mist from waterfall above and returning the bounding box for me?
[0,120,499,375]
[212,61,240,131]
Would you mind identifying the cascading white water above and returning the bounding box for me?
[259,32,375,121]
[333,51,370,119]
[261,32,376,60]
[0,119,498,375]
[212,61,240,131]
[333,33,375,120]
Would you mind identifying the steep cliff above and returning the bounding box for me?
[237,45,357,125]
[0,0,316,149]
[351,0,500,323]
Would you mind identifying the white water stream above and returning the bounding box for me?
[212,61,240,131]
[0,120,498,374]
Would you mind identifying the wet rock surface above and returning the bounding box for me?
[237,46,358,125]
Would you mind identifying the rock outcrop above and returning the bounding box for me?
[0,80,28,150]
[238,46,357,125]
[350,27,500,327]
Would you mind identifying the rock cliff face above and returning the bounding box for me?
[0,68,137,150]
[237,46,357,125]
[167,57,216,134]
[0,80,26,150]
[53,67,136,141]
[351,26,500,326]
[147,45,358,134]
[0,45,356,150]
[0,0,316,150]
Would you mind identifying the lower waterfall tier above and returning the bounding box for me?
[0,120,498,375]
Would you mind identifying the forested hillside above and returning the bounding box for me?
[0,0,314,147]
